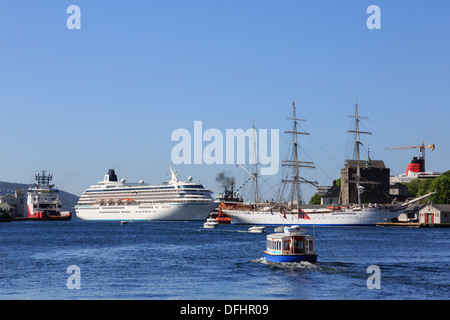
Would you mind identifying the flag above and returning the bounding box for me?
[298,208,310,220]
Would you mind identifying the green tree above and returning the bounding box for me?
[309,193,323,205]
[429,172,450,204]
[405,170,450,204]
[405,178,420,196]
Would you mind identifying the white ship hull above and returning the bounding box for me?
[75,168,218,221]
[224,208,401,226]
[76,202,218,221]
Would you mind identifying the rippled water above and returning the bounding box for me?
[0,220,448,299]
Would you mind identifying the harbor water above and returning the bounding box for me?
[0,220,448,300]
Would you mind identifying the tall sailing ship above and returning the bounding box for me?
[75,167,218,221]
[222,101,433,226]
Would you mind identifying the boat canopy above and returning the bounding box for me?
[266,233,315,255]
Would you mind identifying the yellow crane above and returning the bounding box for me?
[386,141,435,172]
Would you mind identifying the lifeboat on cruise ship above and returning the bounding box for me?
[121,198,137,205]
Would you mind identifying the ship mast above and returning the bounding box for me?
[347,98,372,206]
[252,119,259,204]
[237,119,259,205]
[280,101,317,209]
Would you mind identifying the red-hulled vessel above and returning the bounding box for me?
[215,203,233,224]
[26,170,72,221]
[210,179,243,224]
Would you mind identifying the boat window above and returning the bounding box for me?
[179,184,205,189]
[297,239,304,252]
[307,239,314,253]
[284,241,289,251]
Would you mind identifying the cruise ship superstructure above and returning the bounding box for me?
[75,168,218,221]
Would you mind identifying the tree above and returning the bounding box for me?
[429,172,450,204]
[404,170,450,204]
[309,193,323,205]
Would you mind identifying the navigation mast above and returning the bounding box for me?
[35,170,55,189]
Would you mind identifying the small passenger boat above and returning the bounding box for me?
[264,225,317,263]
[248,226,265,233]
[203,217,218,228]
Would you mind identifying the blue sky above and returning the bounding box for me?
[0,1,449,201]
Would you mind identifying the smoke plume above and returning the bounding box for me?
[215,171,235,189]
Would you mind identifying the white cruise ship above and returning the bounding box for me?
[75,168,218,221]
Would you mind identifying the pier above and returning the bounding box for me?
[376,221,450,228]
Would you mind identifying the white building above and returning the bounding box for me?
[419,204,450,224]
[0,189,25,217]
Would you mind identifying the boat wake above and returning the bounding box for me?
[250,257,318,270]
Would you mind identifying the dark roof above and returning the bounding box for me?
[390,182,408,189]
[345,159,386,169]
[323,184,340,198]
[405,204,426,212]
[429,204,450,212]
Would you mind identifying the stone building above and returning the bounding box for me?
[340,159,390,205]
[0,188,25,217]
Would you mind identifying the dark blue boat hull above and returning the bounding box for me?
[264,252,317,263]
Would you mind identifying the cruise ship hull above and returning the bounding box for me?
[224,208,401,226]
[76,202,218,221]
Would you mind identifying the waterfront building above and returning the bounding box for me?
[0,189,25,217]
[419,204,450,224]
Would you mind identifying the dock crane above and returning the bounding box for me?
[385,141,435,172]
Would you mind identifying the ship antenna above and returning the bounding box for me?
[169,166,178,183]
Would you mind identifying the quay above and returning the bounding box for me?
[376,221,450,228]
[377,203,450,228]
